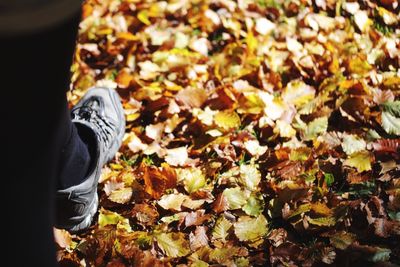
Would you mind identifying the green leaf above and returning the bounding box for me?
[289,147,311,162]
[388,211,400,222]
[380,99,400,136]
[347,181,376,197]
[160,214,181,224]
[155,232,190,258]
[234,215,268,242]
[304,116,328,140]
[209,248,233,264]
[287,203,312,219]
[212,216,232,241]
[368,247,391,262]
[235,257,250,267]
[239,164,261,191]
[381,111,400,136]
[381,101,400,117]
[98,208,131,231]
[344,151,372,172]
[136,232,153,248]
[178,167,206,194]
[324,173,335,187]
[223,187,249,210]
[242,194,264,216]
[307,216,336,227]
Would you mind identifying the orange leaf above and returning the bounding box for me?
[116,68,133,89]
[142,163,177,199]
[213,193,229,214]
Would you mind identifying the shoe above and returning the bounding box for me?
[55,87,125,232]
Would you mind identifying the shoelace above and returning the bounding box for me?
[72,105,116,150]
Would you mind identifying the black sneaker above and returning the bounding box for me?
[55,87,125,232]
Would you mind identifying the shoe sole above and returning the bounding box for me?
[67,193,99,233]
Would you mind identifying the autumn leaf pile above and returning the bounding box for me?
[56,0,400,266]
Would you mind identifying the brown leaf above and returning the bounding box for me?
[142,163,177,199]
[117,236,166,267]
[275,161,304,180]
[347,170,371,184]
[373,89,395,104]
[372,139,400,154]
[207,86,237,110]
[131,203,159,226]
[364,196,387,225]
[106,258,126,267]
[270,242,303,265]
[320,246,336,264]
[189,226,209,251]
[185,209,212,227]
[212,193,229,214]
[374,218,400,238]
[54,228,73,249]
[267,228,287,247]
[176,87,207,108]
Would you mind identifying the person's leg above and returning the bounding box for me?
[1,12,82,266]
[55,86,126,232]
[1,2,125,264]
[57,103,91,189]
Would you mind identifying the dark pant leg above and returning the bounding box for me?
[1,13,82,266]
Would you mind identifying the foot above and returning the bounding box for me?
[55,87,125,233]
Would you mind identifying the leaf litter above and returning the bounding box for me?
[59,0,400,266]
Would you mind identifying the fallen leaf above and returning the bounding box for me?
[155,232,190,258]
[142,163,177,199]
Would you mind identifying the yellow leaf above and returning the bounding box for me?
[214,110,241,130]
[348,57,372,75]
[344,151,372,172]
[116,32,139,41]
[97,28,113,35]
[137,10,151,25]
[126,113,140,122]
[311,202,333,216]
[246,31,258,55]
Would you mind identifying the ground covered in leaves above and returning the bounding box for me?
[56,0,400,266]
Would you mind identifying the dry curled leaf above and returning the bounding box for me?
[142,163,177,199]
